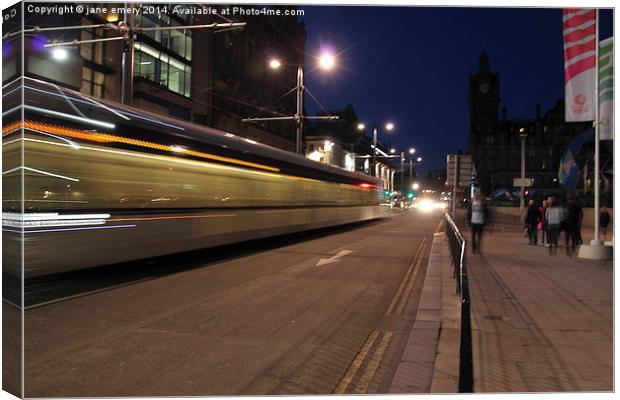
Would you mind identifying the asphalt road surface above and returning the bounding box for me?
[24,210,442,397]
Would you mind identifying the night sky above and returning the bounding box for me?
[301,6,613,173]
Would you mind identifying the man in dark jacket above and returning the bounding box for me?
[524,199,541,245]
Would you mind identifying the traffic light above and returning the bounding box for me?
[407,192,414,199]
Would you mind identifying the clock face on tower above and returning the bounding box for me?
[479,84,490,94]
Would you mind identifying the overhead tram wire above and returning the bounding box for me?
[304,87,336,119]
[208,90,290,118]
[244,87,299,121]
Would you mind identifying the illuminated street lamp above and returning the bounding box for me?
[409,148,416,155]
[244,52,339,155]
[318,52,336,70]
[356,121,395,177]
[269,59,282,69]
[417,156,422,162]
[412,182,420,191]
[372,123,395,177]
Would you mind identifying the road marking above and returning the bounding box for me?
[334,330,380,394]
[315,249,353,267]
[386,238,427,314]
[434,218,445,233]
[353,331,394,394]
[395,241,428,315]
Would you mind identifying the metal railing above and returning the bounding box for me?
[444,212,474,393]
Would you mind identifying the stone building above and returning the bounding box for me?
[468,51,592,195]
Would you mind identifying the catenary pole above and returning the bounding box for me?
[121,3,135,105]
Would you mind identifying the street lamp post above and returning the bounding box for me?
[519,128,527,214]
[409,159,413,190]
[400,151,405,193]
[243,54,338,155]
[372,128,378,177]
[355,145,417,194]
[408,148,416,191]
[295,66,304,155]
[359,122,393,177]
[120,9,135,105]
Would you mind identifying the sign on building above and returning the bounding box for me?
[446,155,473,188]
[513,178,534,187]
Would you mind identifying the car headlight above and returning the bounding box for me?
[418,200,434,212]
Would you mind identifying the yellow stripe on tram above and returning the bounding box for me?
[7,120,280,173]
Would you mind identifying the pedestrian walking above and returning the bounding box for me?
[545,196,564,255]
[539,200,548,245]
[467,190,488,254]
[524,200,541,245]
[600,207,611,241]
[564,194,583,256]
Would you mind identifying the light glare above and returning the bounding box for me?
[52,48,68,61]
[318,53,335,70]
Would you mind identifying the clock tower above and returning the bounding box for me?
[469,51,500,184]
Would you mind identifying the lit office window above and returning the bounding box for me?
[79,25,107,98]
[138,14,192,61]
[134,42,191,97]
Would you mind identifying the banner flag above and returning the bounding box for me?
[599,37,613,140]
[563,8,597,122]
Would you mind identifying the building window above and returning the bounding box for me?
[80,27,105,65]
[134,42,191,97]
[81,67,104,98]
[79,24,107,98]
[138,14,192,61]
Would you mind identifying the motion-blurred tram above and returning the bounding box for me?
[2,77,387,278]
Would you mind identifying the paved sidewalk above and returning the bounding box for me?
[466,229,613,392]
[390,232,461,394]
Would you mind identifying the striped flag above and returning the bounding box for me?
[563,8,597,122]
[599,37,613,140]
